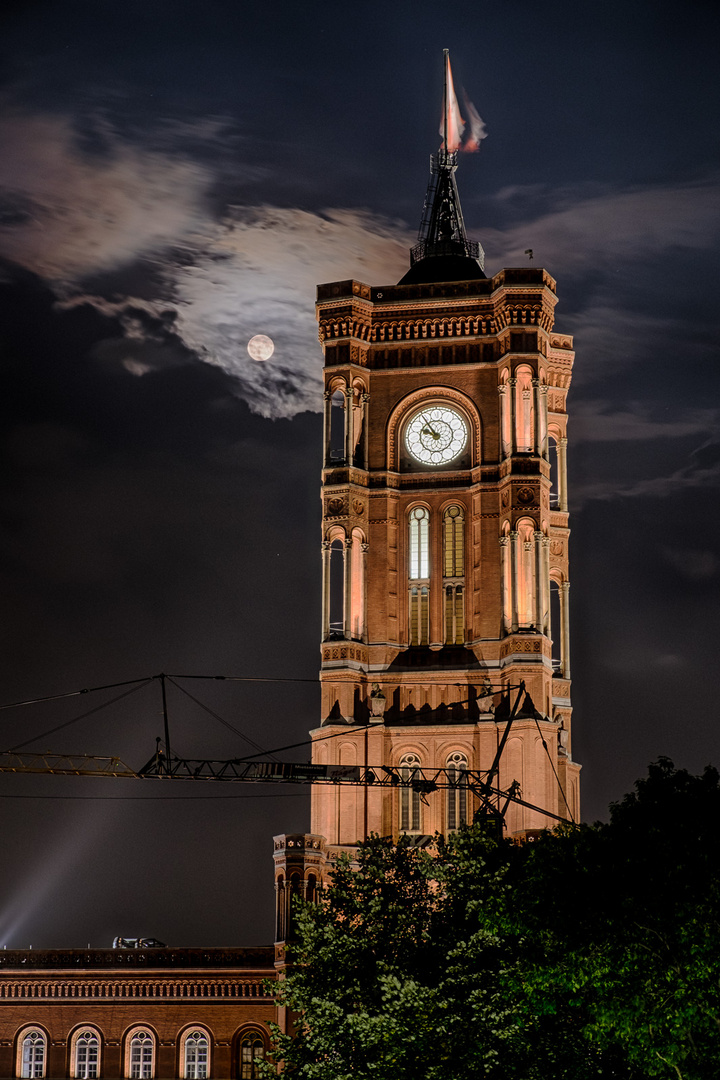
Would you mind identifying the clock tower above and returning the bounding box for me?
[305,65,579,857]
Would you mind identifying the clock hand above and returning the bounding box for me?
[419,412,441,440]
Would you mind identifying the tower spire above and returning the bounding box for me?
[401,51,485,284]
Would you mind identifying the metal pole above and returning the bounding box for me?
[160,674,171,774]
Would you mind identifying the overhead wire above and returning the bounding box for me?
[2,681,155,754]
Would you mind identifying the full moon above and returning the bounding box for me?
[247,334,275,361]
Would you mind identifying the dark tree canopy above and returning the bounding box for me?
[265,760,720,1080]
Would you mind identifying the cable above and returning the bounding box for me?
[167,678,279,762]
[0,791,308,801]
[531,713,575,823]
[2,681,154,754]
[0,677,157,713]
[170,674,319,684]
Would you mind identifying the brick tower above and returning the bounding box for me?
[308,57,580,857]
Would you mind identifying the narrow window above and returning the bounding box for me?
[548,437,559,507]
[74,1031,99,1079]
[329,389,346,463]
[21,1032,46,1079]
[399,753,421,833]
[328,538,345,638]
[443,506,465,644]
[184,1032,208,1080]
[550,579,562,673]
[409,508,430,646]
[447,753,468,830]
[408,507,429,580]
[129,1031,154,1080]
[240,1036,265,1080]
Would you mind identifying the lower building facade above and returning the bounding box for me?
[0,949,276,1079]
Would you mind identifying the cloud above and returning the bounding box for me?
[661,546,719,582]
[481,175,720,270]
[1,107,719,421]
[571,399,719,444]
[0,111,212,281]
[169,206,409,417]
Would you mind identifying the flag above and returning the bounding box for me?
[440,53,465,151]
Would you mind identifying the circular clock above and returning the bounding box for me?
[404,404,468,466]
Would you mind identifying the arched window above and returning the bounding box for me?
[408,507,429,580]
[329,388,347,463]
[408,508,430,646]
[447,752,468,830]
[19,1030,46,1079]
[275,875,285,941]
[399,753,421,833]
[182,1030,209,1079]
[443,505,464,578]
[328,537,345,638]
[72,1029,100,1079]
[239,1034,265,1080]
[515,366,535,452]
[550,579,562,672]
[127,1030,154,1080]
[443,506,465,644]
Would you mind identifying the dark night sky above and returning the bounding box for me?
[0,0,718,948]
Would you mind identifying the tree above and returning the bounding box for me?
[265,760,720,1080]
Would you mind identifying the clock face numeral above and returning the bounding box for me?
[405,405,468,465]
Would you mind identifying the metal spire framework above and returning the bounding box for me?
[411,50,485,270]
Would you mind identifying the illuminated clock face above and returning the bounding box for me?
[405,404,468,466]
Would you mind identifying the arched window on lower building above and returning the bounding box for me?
[399,753,422,833]
[181,1029,209,1079]
[239,1033,265,1079]
[447,752,469,830]
[71,1028,100,1079]
[126,1029,155,1080]
[19,1029,46,1079]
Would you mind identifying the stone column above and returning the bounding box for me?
[344,386,354,465]
[558,437,568,512]
[539,383,549,458]
[343,537,353,639]
[360,542,369,641]
[499,535,510,632]
[498,383,508,459]
[361,393,370,470]
[534,530,544,629]
[542,536,551,634]
[532,378,540,455]
[322,390,332,468]
[509,530,519,632]
[321,540,331,640]
[561,581,571,678]
[508,378,517,455]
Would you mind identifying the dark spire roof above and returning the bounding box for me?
[398,149,486,285]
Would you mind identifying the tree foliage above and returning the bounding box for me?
[265,760,720,1080]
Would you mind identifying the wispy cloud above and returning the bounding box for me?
[1,108,719,422]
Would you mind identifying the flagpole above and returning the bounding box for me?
[443,48,449,154]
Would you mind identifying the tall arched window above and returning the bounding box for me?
[239,1033,265,1080]
[72,1029,100,1079]
[443,505,465,644]
[399,753,421,833]
[183,1030,209,1079]
[19,1030,46,1079]
[329,388,347,463]
[515,366,534,452]
[447,752,468,830]
[408,508,430,646]
[127,1030,154,1080]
